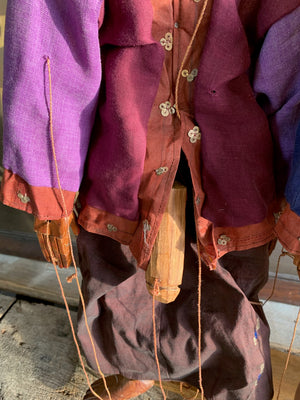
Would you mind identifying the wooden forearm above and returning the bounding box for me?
[145,182,187,304]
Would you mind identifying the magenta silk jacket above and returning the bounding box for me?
[1,0,300,268]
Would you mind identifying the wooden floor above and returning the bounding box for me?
[0,291,299,400]
[272,349,300,400]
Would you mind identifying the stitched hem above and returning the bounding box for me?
[274,204,300,255]
[78,204,139,245]
[0,169,75,219]
[196,214,277,269]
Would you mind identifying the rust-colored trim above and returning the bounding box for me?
[0,169,75,220]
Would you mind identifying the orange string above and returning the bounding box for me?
[46,57,111,400]
[45,225,104,400]
[261,247,300,398]
[190,389,200,400]
[196,241,205,400]
[175,0,209,119]
[250,301,263,306]
[180,382,200,400]
[276,308,300,399]
[152,279,167,400]
[262,247,284,306]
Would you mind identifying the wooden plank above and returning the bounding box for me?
[0,230,77,262]
[269,242,299,277]
[271,349,300,399]
[0,292,16,319]
[0,230,44,261]
[260,277,300,306]
[265,302,300,352]
[0,251,298,307]
[0,254,80,307]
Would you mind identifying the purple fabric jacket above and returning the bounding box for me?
[1,0,300,267]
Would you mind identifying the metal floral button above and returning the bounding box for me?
[188,126,201,143]
[159,101,176,117]
[17,192,30,204]
[155,167,169,176]
[160,32,173,51]
[107,224,118,232]
[182,68,198,82]
[217,235,231,246]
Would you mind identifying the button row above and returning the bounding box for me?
[106,223,232,248]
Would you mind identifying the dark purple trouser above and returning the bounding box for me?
[77,227,273,400]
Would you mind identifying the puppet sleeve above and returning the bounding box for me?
[276,123,300,256]
[0,0,103,220]
[253,5,300,255]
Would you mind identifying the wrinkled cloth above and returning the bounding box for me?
[77,230,273,400]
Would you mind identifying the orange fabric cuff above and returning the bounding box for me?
[0,169,75,220]
[274,204,300,255]
[78,203,139,245]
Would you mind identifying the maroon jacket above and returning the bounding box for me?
[1,0,300,268]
